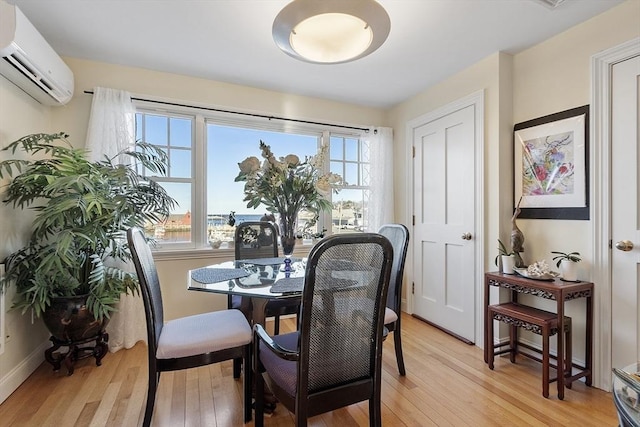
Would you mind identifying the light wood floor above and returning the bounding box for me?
[0,314,618,426]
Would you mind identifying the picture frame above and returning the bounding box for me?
[513,105,589,220]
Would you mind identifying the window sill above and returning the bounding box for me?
[152,242,316,261]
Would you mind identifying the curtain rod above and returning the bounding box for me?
[83,90,373,133]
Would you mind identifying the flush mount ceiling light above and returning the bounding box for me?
[272,0,391,64]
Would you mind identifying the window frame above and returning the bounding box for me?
[134,100,367,256]
[329,134,371,233]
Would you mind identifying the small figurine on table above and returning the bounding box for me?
[511,197,525,267]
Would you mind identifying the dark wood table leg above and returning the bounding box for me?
[44,336,63,372]
[586,293,593,386]
[94,331,109,366]
[250,297,277,413]
[484,277,490,363]
[251,298,268,328]
[556,293,565,400]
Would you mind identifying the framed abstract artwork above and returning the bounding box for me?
[513,105,589,220]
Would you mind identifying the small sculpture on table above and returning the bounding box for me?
[511,197,526,268]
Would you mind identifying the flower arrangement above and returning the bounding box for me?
[234,140,341,252]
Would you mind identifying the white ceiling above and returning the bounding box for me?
[10,0,624,109]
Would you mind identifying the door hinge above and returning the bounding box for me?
[412,282,415,294]
[412,215,415,226]
[412,146,415,158]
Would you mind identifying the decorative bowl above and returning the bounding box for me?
[513,267,560,281]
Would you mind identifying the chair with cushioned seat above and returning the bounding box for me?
[231,221,301,378]
[233,221,300,335]
[127,227,252,427]
[253,233,393,427]
[378,223,410,376]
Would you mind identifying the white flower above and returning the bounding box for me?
[308,144,328,169]
[316,177,331,193]
[235,140,340,216]
[238,156,261,175]
[283,154,300,167]
[327,172,342,185]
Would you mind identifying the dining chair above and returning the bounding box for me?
[377,223,410,376]
[233,221,300,335]
[253,233,393,427]
[127,227,252,427]
[231,221,301,379]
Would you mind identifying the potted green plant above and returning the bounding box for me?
[0,132,176,342]
[551,251,581,281]
[495,239,516,274]
[234,140,341,266]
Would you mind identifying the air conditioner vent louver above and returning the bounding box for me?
[0,1,74,105]
[3,53,65,101]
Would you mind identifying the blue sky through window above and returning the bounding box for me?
[207,124,318,216]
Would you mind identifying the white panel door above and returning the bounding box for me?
[611,55,640,369]
[413,104,476,342]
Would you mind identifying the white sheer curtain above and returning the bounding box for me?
[364,126,394,232]
[85,87,136,163]
[85,87,147,353]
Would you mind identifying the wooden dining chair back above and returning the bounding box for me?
[253,233,394,427]
[234,221,279,260]
[233,221,300,334]
[230,221,279,317]
[127,227,252,427]
[377,223,410,375]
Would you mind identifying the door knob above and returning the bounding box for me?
[615,240,634,251]
[461,232,472,240]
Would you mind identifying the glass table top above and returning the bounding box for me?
[613,362,640,427]
[187,259,306,299]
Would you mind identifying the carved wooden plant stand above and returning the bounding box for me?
[44,330,109,376]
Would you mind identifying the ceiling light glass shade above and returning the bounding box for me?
[273,0,390,64]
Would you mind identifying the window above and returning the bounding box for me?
[330,135,370,233]
[206,123,320,247]
[135,104,369,252]
[135,111,194,248]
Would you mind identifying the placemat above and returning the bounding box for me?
[191,268,249,284]
[270,277,304,294]
[239,257,301,266]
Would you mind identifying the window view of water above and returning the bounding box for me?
[137,115,369,249]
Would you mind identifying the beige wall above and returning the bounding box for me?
[512,0,640,269]
[0,0,638,399]
[387,52,514,275]
[59,57,388,147]
[57,58,386,321]
[387,0,639,372]
[0,76,54,401]
[0,59,386,401]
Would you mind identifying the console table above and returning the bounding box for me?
[484,271,593,399]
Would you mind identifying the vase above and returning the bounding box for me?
[42,294,109,342]
[279,212,297,272]
[501,255,516,274]
[560,259,579,281]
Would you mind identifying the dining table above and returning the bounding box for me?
[187,257,306,327]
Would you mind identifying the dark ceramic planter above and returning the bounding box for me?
[42,294,109,343]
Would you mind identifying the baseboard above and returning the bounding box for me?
[0,339,49,404]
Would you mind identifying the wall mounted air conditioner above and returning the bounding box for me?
[0,1,74,105]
